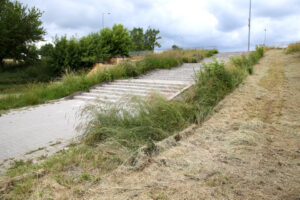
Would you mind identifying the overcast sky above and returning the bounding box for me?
[19,0,300,51]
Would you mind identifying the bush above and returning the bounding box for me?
[286,42,300,53]
[120,62,138,77]
[193,60,236,108]
[230,46,265,75]
[82,95,193,149]
[43,24,132,73]
[0,60,57,87]
[205,49,219,57]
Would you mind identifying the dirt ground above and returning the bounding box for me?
[81,50,300,199]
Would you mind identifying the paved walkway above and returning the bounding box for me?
[0,52,240,166]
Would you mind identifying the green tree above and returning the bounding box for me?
[49,36,82,72]
[46,24,132,73]
[99,24,132,59]
[80,32,102,63]
[0,0,45,64]
[144,28,161,51]
[39,43,54,57]
[130,27,144,51]
[172,44,181,50]
[50,36,68,72]
[24,44,39,64]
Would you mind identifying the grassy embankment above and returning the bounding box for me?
[286,42,300,53]
[0,49,217,111]
[0,62,54,96]
[0,47,264,199]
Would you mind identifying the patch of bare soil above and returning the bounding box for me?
[84,50,300,200]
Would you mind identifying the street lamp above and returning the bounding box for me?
[264,28,267,46]
[248,0,252,52]
[102,12,111,29]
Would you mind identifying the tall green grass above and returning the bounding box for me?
[0,60,57,84]
[82,47,265,151]
[82,95,194,150]
[0,61,57,95]
[0,49,217,110]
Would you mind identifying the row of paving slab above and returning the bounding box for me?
[0,52,241,169]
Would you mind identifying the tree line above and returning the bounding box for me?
[40,25,161,73]
[0,0,161,74]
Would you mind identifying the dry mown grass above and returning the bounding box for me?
[258,58,285,91]
[247,54,287,123]
[0,141,131,199]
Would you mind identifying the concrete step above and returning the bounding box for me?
[96,85,180,94]
[82,91,147,99]
[88,89,148,96]
[74,95,111,102]
[73,95,118,103]
[73,60,205,102]
[74,78,191,102]
[104,81,185,90]
[90,86,175,96]
[116,79,188,86]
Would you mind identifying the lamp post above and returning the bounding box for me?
[102,12,110,29]
[248,0,252,52]
[264,28,267,46]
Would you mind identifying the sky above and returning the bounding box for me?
[19,0,300,52]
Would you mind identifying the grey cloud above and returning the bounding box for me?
[253,0,300,19]
[18,0,300,52]
[205,0,248,32]
[215,11,245,32]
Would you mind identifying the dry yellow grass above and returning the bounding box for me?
[286,42,300,53]
[87,63,117,76]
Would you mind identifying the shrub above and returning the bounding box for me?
[205,49,219,57]
[82,95,193,149]
[286,42,300,53]
[193,60,236,108]
[230,46,265,75]
[0,60,57,87]
[120,62,138,77]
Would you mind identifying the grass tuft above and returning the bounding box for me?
[82,95,193,150]
[286,42,300,54]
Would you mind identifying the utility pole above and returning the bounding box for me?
[248,0,252,52]
[102,12,110,29]
[264,28,267,46]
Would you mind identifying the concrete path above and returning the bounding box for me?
[0,52,241,167]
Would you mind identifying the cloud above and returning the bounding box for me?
[253,0,300,19]
[19,0,300,51]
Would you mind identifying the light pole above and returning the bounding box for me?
[264,28,267,46]
[102,12,110,29]
[248,0,252,52]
